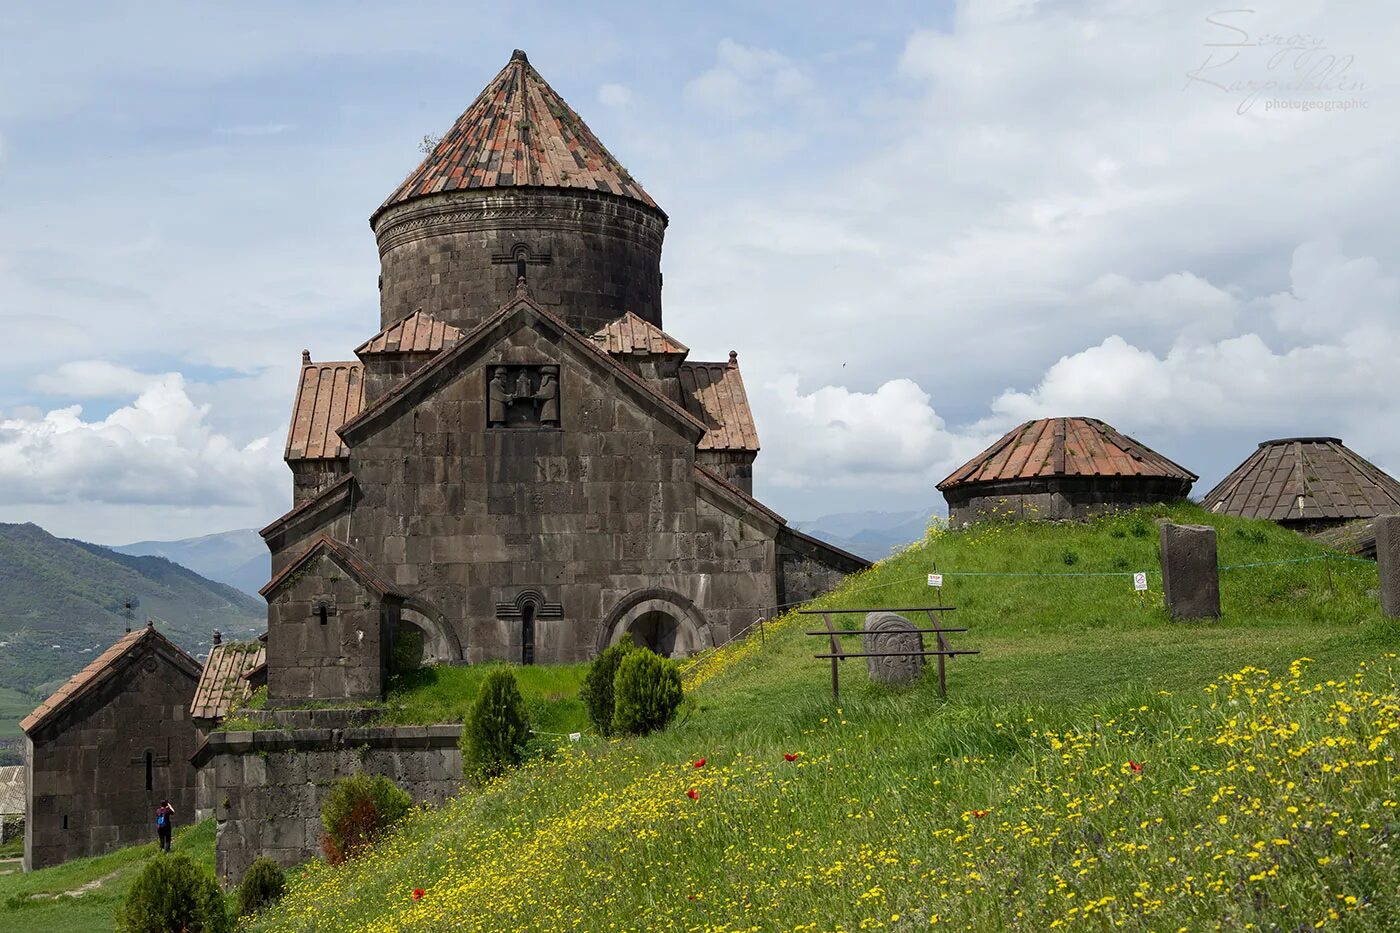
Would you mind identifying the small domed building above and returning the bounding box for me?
[938,417,1197,524]
[1202,437,1400,532]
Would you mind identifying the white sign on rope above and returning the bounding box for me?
[1133,572,1149,592]
[927,573,943,588]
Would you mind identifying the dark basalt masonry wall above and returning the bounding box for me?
[194,726,461,885]
[275,321,779,667]
[374,189,666,336]
[24,646,199,871]
[944,476,1195,526]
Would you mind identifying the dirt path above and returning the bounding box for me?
[17,867,123,900]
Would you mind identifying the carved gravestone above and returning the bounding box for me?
[863,611,924,685]
[487,365,560,428]
[1159,522,1221,620]
[1377,514,1400,619]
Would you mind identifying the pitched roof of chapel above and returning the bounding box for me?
[680,354,760,452]
[338,291,706,447]
[190,641,266,720]
[285,356,365,461]
[260,534,407,601]
[938,417,1197,490]
[591,312,689,356]
[21,624,201,735]
[375,50,658,222]
[1202,437,1400,523]
[356,310,463,356]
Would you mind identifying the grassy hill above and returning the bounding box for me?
[0,522,264,707]
[243,504,1395,932]
[0,820,214,933]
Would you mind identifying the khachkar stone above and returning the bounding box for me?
[1159,522,1221,620]
[862,611,924,685]
[1377,514,1400,618]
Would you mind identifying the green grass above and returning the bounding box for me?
[0,686,34,740]
[377,662,590,736]
[248,505,1397,931]
[0,819,215,933]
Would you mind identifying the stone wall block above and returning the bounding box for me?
[1377,514,1400,618]
[1159,522,1221,620]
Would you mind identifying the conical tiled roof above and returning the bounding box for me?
[938,417,1197,490]
[1203,437,1400,523]
[375,50,657,220]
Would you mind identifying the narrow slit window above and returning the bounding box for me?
[63,814,68,830]
[317,602,329,625]
[145,751,153,791]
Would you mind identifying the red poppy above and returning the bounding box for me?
[1129,760,1144,774]
[784,753,800,762]
[693,758,706,769]
[686,788,699,800]
[412,888,425,901]
[972,809,989,819]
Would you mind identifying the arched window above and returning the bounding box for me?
[520,599,538,666]
[316,601,329,625]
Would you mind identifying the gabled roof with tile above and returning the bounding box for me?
[0,765,24,816]
[190,641,266,720]
[1202,437,1400,523]
[679,353,760,452]
[21,624,201,735]
[285,356,365,461]
[591,312,688,357]
[375,50,659,222]
[339,291,706,447]
[260,534,406,601]
[356,310,463,357]
[694,463,785,528]
[938,417,1197,490]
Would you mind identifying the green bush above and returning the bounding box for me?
[320,773,412,865]
[579,639,635,735]
[393,626,424,673]
[461,668,531,781]
[115,852,231,933]
[236,855,286,916]
[611,648,683,736]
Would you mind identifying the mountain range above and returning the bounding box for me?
[791,507,937,561]
[0,522,265,700]
[113,528,269,597]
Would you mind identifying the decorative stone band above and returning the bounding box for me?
[372,188,667,257]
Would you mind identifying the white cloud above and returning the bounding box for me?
[30,361,165,398]
[759,375,995,492]
[0,374,283,508]
[597,83,632,109]
[685,39,812,117]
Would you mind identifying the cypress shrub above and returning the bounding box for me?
[611,648,683,736]
[116,852,231,933]
[319,773,412,865]
[579,639,635,735]
[236,855,286,916]
[461,668,531,781]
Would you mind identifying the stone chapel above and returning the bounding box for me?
[257,50,866,703]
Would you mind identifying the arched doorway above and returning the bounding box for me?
[397,597,463,666]
[599,589,712,659]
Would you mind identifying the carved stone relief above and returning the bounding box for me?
[487,365,560,428]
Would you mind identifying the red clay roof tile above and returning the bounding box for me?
[679,354,760,453]
[284,359,365,461]
[355,310,463,356]
[190,642,266,720]
[375,50,658,221]
[591,312,688,356]
[938,417,1196,490]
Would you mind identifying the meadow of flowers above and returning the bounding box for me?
[252,649,1397,931]
[251,507,1396,931]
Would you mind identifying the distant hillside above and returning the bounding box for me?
[792,507,935,560]
[0,522,264,699]
[112,528,269,597]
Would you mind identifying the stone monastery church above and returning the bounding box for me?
[259,49,865,701]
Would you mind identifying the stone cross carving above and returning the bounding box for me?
[487,365,561,428]
[862,611,925,686]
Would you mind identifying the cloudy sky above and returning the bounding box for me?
[0,0,1395,544]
